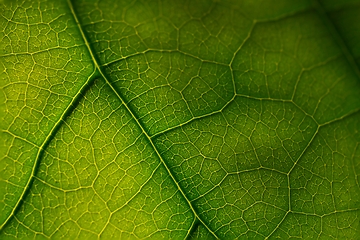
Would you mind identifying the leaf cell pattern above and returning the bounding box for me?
[1,0,360,239]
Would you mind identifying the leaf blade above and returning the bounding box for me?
[1,0,360,239]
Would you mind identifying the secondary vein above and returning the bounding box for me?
[0,68,97,230]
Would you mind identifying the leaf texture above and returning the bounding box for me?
[1,0,360,239]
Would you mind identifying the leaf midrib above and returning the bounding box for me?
[65,0,219,238]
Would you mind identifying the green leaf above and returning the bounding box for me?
[1,0,360,239]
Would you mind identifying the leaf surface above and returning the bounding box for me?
[1,0,360,239]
